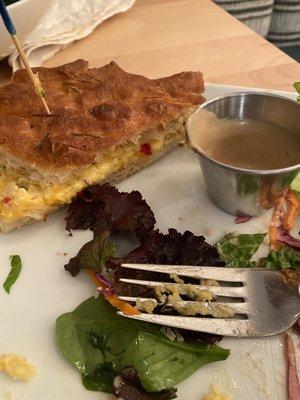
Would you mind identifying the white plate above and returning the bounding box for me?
[0,83,298,400]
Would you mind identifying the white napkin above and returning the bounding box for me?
[8,0,135,71]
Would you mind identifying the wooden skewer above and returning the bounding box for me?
[0,0,51,114]
[11,35,51,114]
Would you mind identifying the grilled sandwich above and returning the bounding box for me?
[0,60,205,232]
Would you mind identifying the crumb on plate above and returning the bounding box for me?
[0,354,36,382]
[6,392,14,400]
[202,385,231,400]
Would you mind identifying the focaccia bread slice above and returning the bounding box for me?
[0,60,205,232]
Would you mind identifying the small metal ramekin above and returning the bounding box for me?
[186,92,300,216]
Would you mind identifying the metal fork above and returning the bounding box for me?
[117,264,300,337]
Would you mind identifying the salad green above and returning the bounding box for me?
[65,231,116,276]
[216,233,266,268]
[3,255,22,294]
[217,232,300,271]
[56,297,229,394]
[260,247,300,270]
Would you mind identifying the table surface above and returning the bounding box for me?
[1,0,300,91]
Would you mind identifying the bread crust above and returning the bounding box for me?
[0,60,204,174]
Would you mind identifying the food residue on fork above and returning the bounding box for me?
[155,283,214,302]
[0,354,36,382]
[201,279,220,286]
[136,298,157,314]
[136,274,235,318]
[169,273,184,284]
[167,300,235,318]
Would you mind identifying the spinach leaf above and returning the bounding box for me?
[82,365,115,392]
[259,247,300,270]
[112,367,177,400]
[56,297,229,393]
[217,233,266,268]
[3,255,22,293]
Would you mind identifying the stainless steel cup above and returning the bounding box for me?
[186,92,300,216]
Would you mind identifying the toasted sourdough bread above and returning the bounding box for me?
[0,60,205,232]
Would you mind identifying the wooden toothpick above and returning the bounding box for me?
[0,0,51,114]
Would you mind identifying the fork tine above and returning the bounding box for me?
[121,263,247,282]
[117,312,253,337]
[119,278,245,298]
[118,296,250,315]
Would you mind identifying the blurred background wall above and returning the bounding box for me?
[214,0,300,61]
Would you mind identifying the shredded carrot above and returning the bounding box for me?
[283,190,300,231]
[269,225,281,250]
[269,196,285,250]
[86,269,100,286]
[86,269,140,316]
[104,294,140,316]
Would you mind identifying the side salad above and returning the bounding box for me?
[56,180,300,399]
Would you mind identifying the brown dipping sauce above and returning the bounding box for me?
[190,109,300,170]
